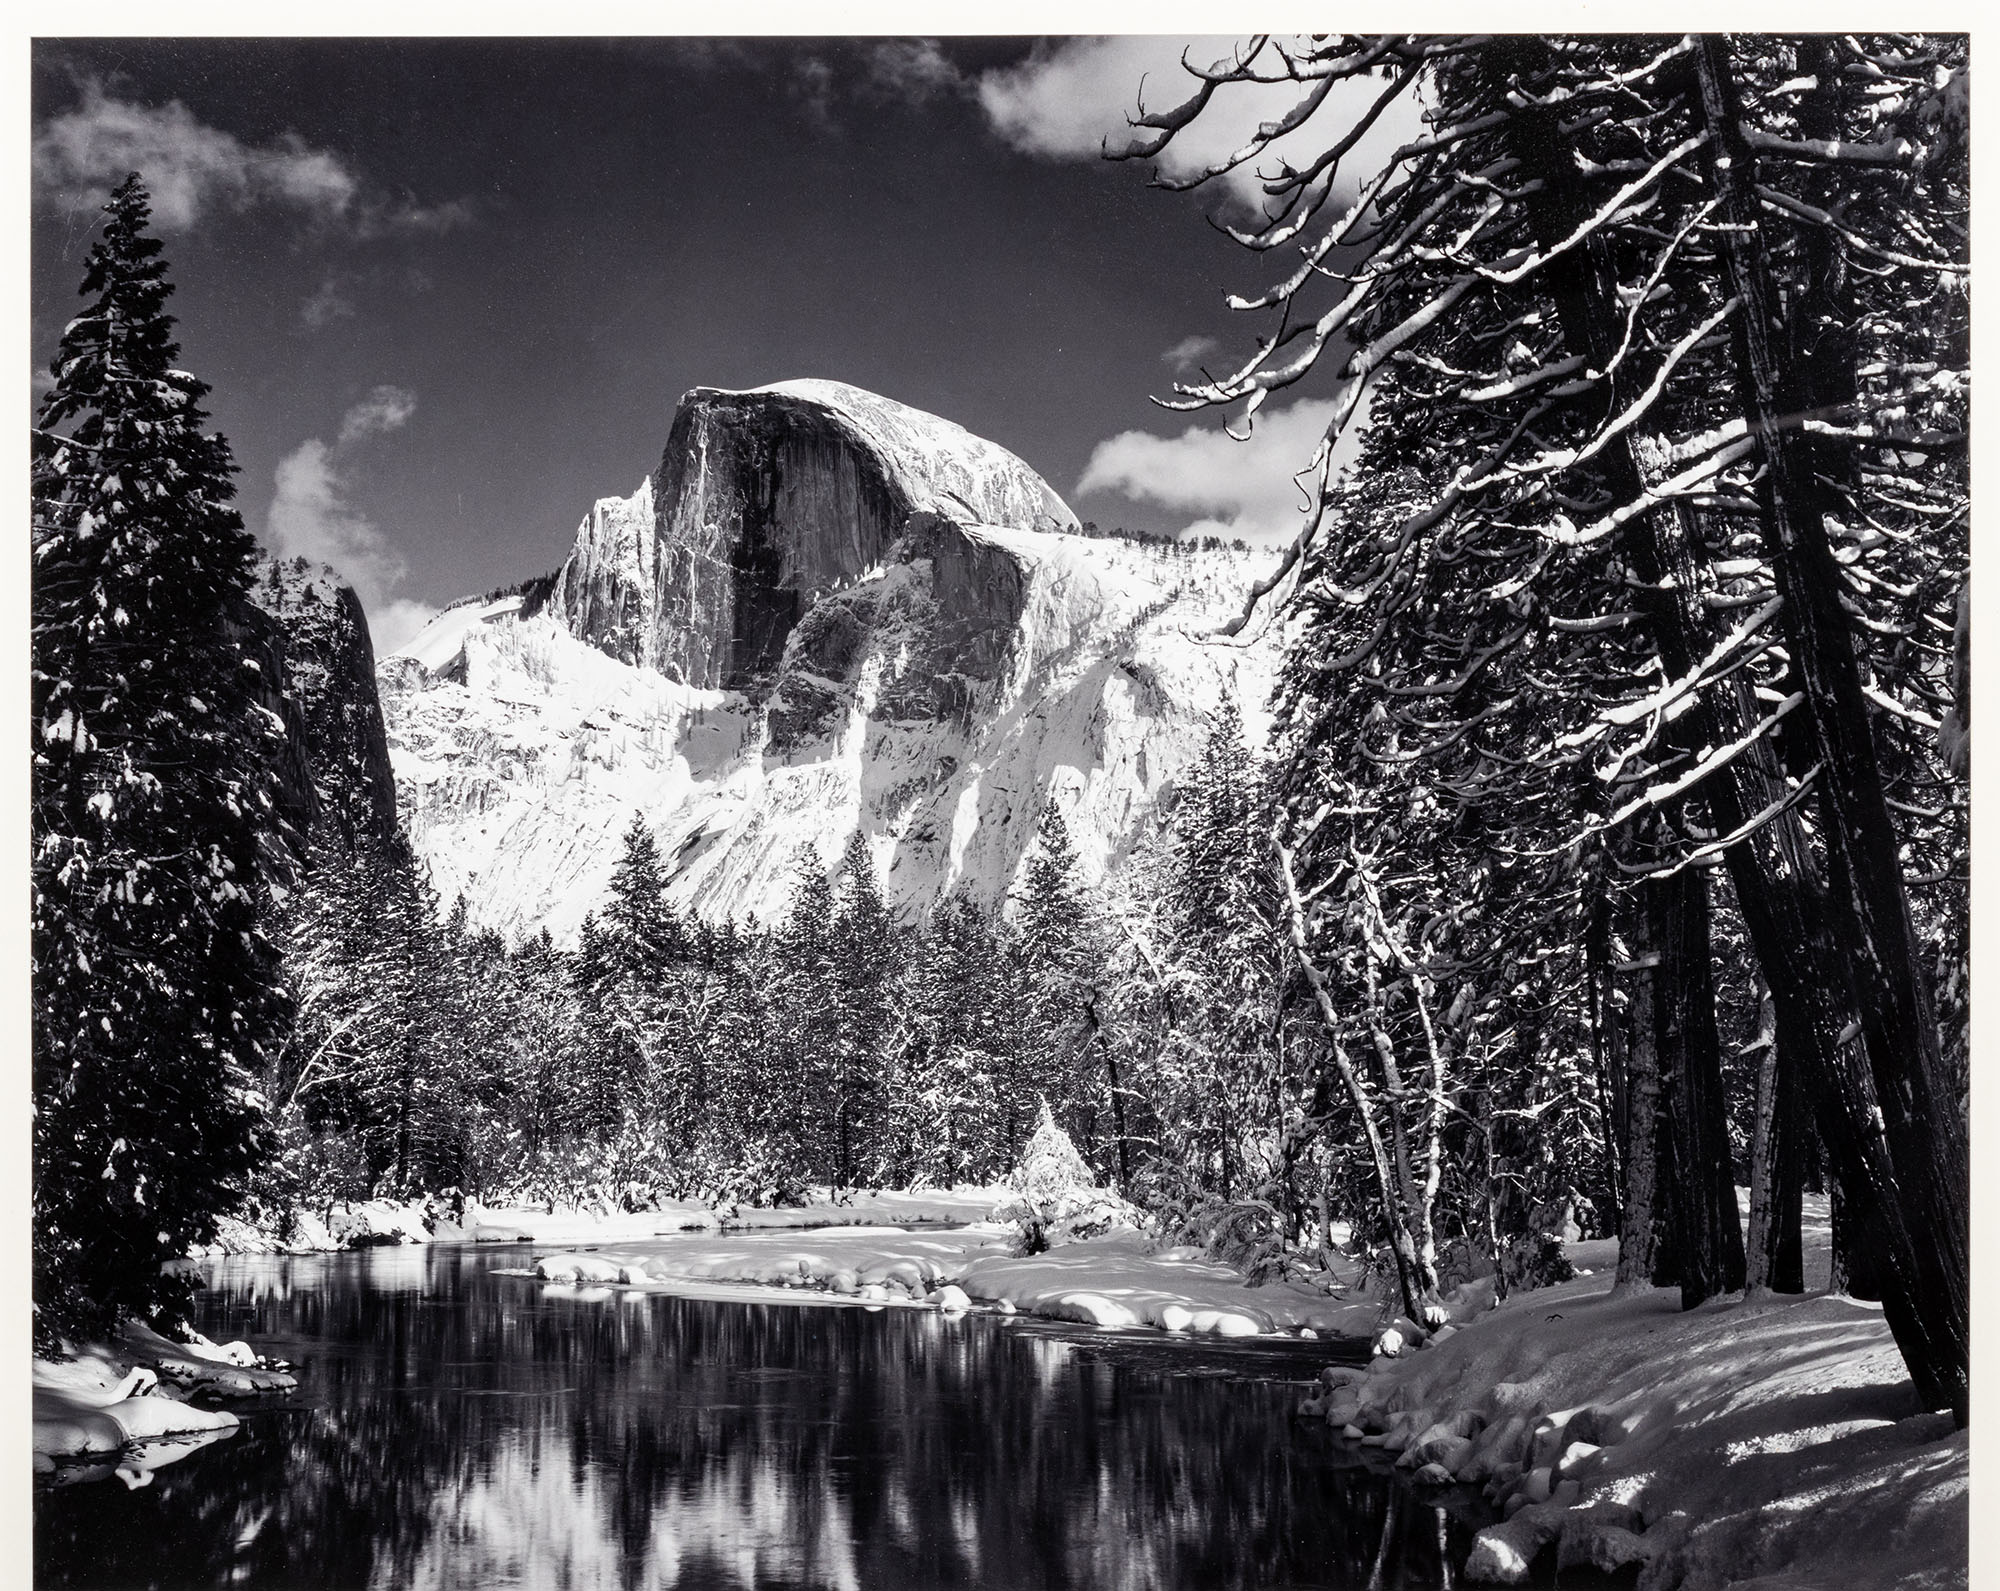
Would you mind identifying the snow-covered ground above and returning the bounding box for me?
[1302,1198,1966,1589]
[187,1186,1019,1256]
[516,1226,1378,1340]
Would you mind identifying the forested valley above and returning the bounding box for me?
[33,29,1969,1444]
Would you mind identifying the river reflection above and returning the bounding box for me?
[35,1245,1478,1590]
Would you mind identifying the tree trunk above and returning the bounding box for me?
[1613,950,1662,1292]
[1276,836,1438,1324]
[1479,1083,1508,1303]
[1694,36,1968,1419]
[1745,986,1806,1297]
[1826,1182,1853,1298]
[1363,950,1442,1307]
[1648,867,1746,1308]
[1587,891,1623,1237]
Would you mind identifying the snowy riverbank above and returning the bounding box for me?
[33,1325,299,1481]
[184,1185,1017,1257]
[1300,1203,1966,1589]
[520,1224,1382,1339]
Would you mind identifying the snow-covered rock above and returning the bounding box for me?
[534,1253,623,1283]
[1465,1500,1570,1585]
[381,380,1279,943]
[327,1198,432,1246]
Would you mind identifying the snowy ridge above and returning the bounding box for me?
[542,476,657,667]
[393,595,525,680]
[383,523,1277,943]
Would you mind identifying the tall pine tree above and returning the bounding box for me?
[32,176,284,1337]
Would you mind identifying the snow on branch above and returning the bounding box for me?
[1754,186,1969,274]
[1474,134,1709,287]
[1546,435,1759,547]
[1616,762,1824,880]
[1742,127,1914,167]
[1599,691,1804,829]
[1600,594,1784,728]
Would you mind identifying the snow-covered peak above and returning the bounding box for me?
[744,379,1079,532]
[538,382,1082,690]
[378,378,1282,943]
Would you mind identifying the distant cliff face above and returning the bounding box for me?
[381,380,1276,944]
[248,560,401,861]
[546,381,1078,692]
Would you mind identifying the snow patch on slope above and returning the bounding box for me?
[395,596,525,679]
[383,521,1278,944]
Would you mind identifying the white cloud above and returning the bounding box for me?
[1162,334,1224,376]
[976,37,1422,213]
[300,275,357,329]
[862,40,965,103]
[368,599,443,656]
[265,388,434,652]
[33,81,474,237]
[1075,396,1362,547]
[336,384,417,447]
[793,57,838,130]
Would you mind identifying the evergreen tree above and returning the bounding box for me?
[606,812,683,970]
[765,846,841,1186]
[1010,802,1110,1172]
[896,897,1010,1185]
[827,829,897,1187]
[31,175,285,1337]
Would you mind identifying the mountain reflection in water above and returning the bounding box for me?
[34,1245,1477,1590]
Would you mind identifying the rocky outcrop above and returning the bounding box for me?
[542,476,657,670]
[546,381,1077,691]
[247,559,401,864]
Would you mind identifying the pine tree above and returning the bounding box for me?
[606,812,683,971]
[1010,802,1111,1173]
[764,846,841,1187]
[896,897,1010,1185]
[32,176,285,1337]
[827,829,897,1188]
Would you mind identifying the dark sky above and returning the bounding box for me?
[31,37,1327,649]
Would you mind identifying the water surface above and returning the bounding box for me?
[36,1244,1483,1589]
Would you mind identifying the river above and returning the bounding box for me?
[35,1242,1486,1589]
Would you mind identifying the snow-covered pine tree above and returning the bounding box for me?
[32,175,285,1338]
[1135,706,1292,1212]
[894,896,1010,1186]
[1010,802,1116,1176]
[827,829,898,1188]
[577,814,681,1149]
[606,812,684,972]
[766,845,841,1185]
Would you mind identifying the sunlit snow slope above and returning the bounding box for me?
[381,381,1280,944]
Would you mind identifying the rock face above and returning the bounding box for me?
[382,380,1278,944]
[547,380,1079,689]
[242,558,401,871]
